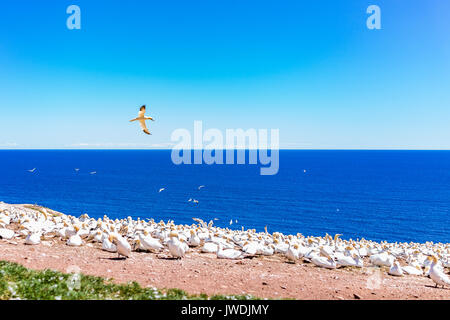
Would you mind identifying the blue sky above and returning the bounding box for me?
[0,0,449,149]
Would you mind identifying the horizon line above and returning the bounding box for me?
[1,148,450,151]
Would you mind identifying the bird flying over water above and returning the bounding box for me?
[27,168,36,173]
[158,188,165,193]
[198,185,205,190]
[90,171,97,175]
[129,105,155,135]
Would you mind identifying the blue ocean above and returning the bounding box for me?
[0,150,449,243]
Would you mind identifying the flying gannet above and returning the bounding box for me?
[28,168,36,173]
[129,105,155,135]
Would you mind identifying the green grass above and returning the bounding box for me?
[0,260,257,300]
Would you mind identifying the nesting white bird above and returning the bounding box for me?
[402,264,423,276]
[25,232,41,245]
[428,256,450,288]
[102,235,117,252]
[109,233,131,258]
[0,228,15,240]
[370,252,395,267]
[311,253,337,269]
[336,253,364,268]
[285,244,300,262]
[388,261,404,276]
[217,243,244,260]
[188,230,201,247]
[167,232,186,259]
[201,242,218,253]
[67,234,83,247]
[129,105,155,135]
[138,233,164,252]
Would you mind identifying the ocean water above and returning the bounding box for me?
[0,150,449,243]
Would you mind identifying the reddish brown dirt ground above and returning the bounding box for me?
[1,238,450,300]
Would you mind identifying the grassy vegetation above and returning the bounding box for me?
[0,260,257,300]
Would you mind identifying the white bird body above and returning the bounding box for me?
[109,233,131,258]
[67,234,83,246]
[286,245,300,262]
[102,236,117,252]
[242,242,258,255]
[336,253,364,268]
[0,228,15,239]
[402,265,423,276]
[258,244,275,256]
[274,242,290,254]
[139,233,163,252]
[428,256,450,288]
[167,233,186,259]
[217,244,244,260]
[311,254,337,269]
[188,231,201,247]
[130,105,154,135]
[201,242,218,253]
[370,252,395,267]
[92,231,103,243]
[388,261,404,276]
[25,232,41,245]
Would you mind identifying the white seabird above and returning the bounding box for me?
[428,256,450,288]
[129,105,155,135]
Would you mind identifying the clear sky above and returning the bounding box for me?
[0,0,449,149]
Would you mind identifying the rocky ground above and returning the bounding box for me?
[1,236,449,300]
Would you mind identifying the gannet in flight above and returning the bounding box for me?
[198,185,205,190]
[90,171,97,175]
[130,105,154,135]
[158,188,165,193]
[28,168,36,173]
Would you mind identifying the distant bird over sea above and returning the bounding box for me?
[129,105,154,135]
[27,168,36,173]
[90,171,97,175]
[158,188,165,193]
[198,185,205,190]
[75,168,80,172]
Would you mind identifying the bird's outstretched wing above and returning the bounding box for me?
[139,120,151,135]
